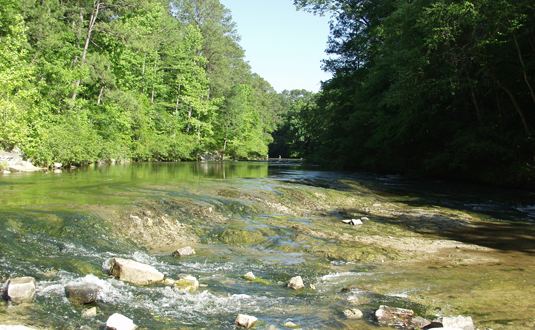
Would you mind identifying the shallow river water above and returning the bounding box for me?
[0,162,534,329]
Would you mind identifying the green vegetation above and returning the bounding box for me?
[287,0,535,186]
[0,0,284,165]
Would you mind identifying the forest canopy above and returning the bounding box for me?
[0,0,285,164]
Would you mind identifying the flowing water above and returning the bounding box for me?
[0,162,534,329]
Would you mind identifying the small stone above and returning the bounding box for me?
[235,314,257,328]
[243,272,256,281]
[53,162,62,169]
[309,284,316,290]
[360,217,370,221]
[106,313,137,330]
[343,308,363,320]
[283,321,300,328]
[287,276,304,290]
[410,316,431,328]
[172,246,196,257]
[174,275,199,292]
[163,278,176,286]
[346,296,360,305]
[375,305,414,328]
[442,316,474,330]
[350,219,363,225]
[82,307,97,319]
[3,277,36,304]
[65,282,101,304]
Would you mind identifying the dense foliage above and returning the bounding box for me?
[292,0,535,186]
[0,0,283,165]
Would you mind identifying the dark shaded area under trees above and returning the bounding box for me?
[276,0,535,187]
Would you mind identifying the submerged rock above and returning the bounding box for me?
[235,314,257,328]
[375,305,414,328]
[104,258,164,285]
[82,307,97,318]
[243,272,256,281]
[174,275,199,292]
[172,246,196,257]
[106,313,137,330]
[441,316,474,330]
[3,277,36,304]
[343,308,363,320]
[287,276,304,290]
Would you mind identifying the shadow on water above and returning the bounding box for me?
[277,169,535,254]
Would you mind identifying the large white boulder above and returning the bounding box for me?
[235,314,257,328]
[106,313,137,330]
[104,258,164,285]
[3,277,36,304]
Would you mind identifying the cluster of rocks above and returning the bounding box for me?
[372,305,474,330]
[2,248,475,329]
[341,216,369,226]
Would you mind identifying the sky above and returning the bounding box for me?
[220,0,332,92]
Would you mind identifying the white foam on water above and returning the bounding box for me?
[320,272,364,281]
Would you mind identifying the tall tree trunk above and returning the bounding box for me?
[72,0,101,102]
[513,34,535,105]
[497,80,531,136]
[97,86,104,105]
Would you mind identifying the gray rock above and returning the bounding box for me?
[441,316,474,330]
[172,246,196,257]
[104,258,164,286]
[65,282,101,304]
[235,314,257,328]
[343,308,363,320]
[106,313,137,330]
[287,276,304,290]
[3,277,36,304]
[375,305,415,328]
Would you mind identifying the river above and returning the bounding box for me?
[1,162,534,329]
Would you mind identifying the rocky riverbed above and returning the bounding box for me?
[0,162,534,329]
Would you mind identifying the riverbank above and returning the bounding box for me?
[1,163,534,329]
